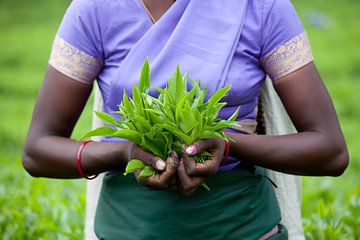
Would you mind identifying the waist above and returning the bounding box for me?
[95,168,281,239]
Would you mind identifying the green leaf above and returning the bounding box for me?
[207,85,231,107]
[139,166,156,178]
[154,87,165,95]
[167,65,186,104]
[142,135,167,159]
[197,130,224,140]
[79,126,116,140]
[131,116,151,132]
[139,58,150,94]
[175,93,188,124]
[123,159,146,176]
[163,123,193,145]
[111,129,142,144]
[132,84,142,109]
[205,120,239,132]
[95,111,119,127]
[227,106,240,122]
[121,90,134,116]
[201,183,211,191]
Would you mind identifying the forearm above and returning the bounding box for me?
[227,131,348,176]
[23,135,129,178]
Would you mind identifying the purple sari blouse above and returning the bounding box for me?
[49,0,313,169]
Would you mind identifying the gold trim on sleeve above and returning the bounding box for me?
[49,36,102,84]
[261,32,314,81]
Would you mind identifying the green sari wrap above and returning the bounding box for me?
[94,167,288,239]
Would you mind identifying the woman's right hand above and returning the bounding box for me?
[128,143,179,191]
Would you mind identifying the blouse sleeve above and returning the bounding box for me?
[260,0,313,81]
[49,0,103,84]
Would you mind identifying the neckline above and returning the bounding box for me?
[138,0,176,24]
[140,0,157,23]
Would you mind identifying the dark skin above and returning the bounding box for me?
[22,1,349,196]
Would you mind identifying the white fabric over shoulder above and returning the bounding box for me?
[85,83,104,240]
[261,77,305,240]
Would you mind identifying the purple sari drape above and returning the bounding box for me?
[106,0,249,113]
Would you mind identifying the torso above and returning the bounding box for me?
[96,0,269,121]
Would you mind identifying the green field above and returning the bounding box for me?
[0,0,359,239]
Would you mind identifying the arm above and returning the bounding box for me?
[179,62,348,195]
[22,66,177,186]
[227,62,349,176]
[22,66,127,178]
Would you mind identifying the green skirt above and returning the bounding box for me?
[94,167,287,240]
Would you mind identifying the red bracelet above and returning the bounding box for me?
[222,140,230,165]
[77,140,98,180]
[221,131,230,165]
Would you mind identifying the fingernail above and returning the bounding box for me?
[186,145,197,155]
[155,160,166,171]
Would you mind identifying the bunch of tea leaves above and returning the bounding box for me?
[80,59,239,179]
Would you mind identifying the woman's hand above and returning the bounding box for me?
[128,143,179,191]
[177,138,225,196]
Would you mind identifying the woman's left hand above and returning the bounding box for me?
[177,138,225,196]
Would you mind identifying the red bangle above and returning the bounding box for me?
[220,131,230,165]
[77,140,98,180]
[222,140,230,165]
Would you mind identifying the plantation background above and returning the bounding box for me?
[0,0,359,239]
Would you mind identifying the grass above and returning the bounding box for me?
[0,0,359,239]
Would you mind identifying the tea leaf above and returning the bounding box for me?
[139,58,150,94]
[123,159,146,176]
[111,129,142,144]
[197,130,224,140]
[139,166,156,177]
[142,135,167,159]
[163,123,193,145]
[79,126,116,140]
[207,85,231,107]
[227,106,240,122]
[95,111,119,127]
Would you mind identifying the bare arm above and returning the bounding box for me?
[179,62,348,194]
[226,62,349,176]
[22,66,174,182]
[22,66,129,178]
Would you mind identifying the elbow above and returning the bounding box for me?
[326,145,349,177]
[22,148,42,178]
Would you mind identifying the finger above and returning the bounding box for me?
[185,139,215,155]
[135,152,179,189]
[131,143,166,171]
[157,151,179,186]
[182,145,219,176]
[181,144,197,175]
[177,161,207,195]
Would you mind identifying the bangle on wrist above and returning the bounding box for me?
[76,140,98,180]
[221,131,230,165]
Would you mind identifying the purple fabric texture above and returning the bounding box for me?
[55,0,306,170]
[56,0,305,119]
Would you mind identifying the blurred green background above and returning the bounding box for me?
[0,0,359,239]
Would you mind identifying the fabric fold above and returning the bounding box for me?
[106,0,249,113]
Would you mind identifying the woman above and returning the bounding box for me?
[22,0,349,239]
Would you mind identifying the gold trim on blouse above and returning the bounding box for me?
[261,32,314,81]
[49,36,102,84]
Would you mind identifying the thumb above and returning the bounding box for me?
[185,139,210,155]
[160,151,179,179]
[132,144,166,171]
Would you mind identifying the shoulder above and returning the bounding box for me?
[247,0,298,22]
[66,0,139,20]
